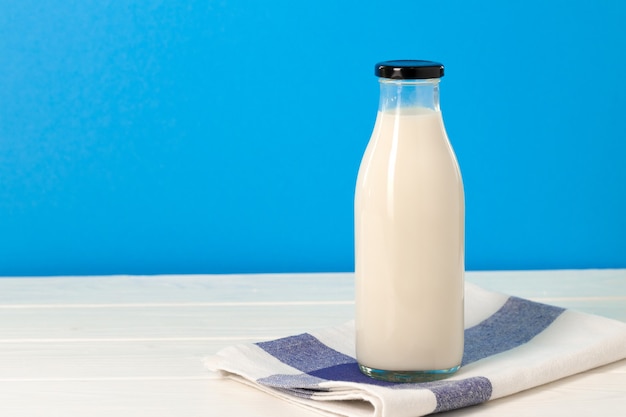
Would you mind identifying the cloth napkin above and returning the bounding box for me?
[204,282,626,417]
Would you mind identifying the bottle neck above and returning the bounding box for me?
[378,78,441,113]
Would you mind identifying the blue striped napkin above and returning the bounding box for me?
[205,282,626,417]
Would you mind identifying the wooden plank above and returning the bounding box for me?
[466,269,626,299]
[0,379,323,417]
[0,273,355,305]
[0,304,352,380]
[0,304,355,340]
[0,340,222,380]
[1,269,623,306]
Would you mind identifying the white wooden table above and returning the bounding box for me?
[0,270,624,416]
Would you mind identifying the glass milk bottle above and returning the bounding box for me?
[354,60,464,382]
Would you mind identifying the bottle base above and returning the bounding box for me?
[358,363,460,383]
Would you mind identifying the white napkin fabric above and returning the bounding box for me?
[205,282,626,417]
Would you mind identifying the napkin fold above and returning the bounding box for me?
[205,282,626,417]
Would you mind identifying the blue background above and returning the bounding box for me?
[1,0,625,276]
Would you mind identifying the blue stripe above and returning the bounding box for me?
[256,333,355,373]
[311,363,392,386]
[462,296,565,366]
[431,377,492,412]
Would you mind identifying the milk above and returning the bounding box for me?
[354,107,464,374]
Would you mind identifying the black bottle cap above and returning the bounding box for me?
[375,60,444,79]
